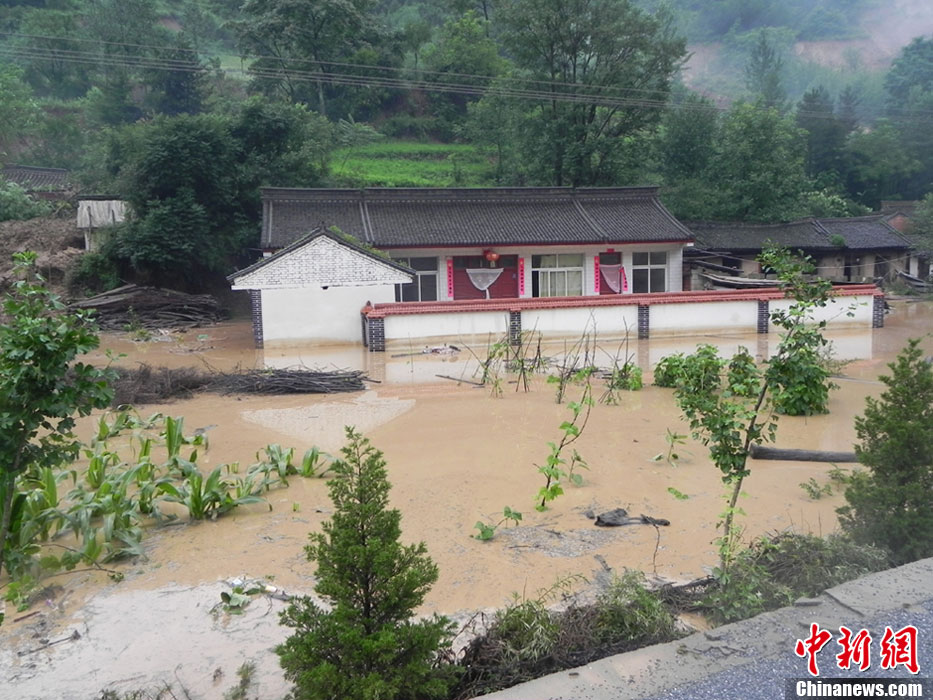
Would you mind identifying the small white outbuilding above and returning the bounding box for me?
[228,228,414,347]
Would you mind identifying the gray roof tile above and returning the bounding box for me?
[262,187,694,249]
[690,216,910,253]
[1,165,71,191]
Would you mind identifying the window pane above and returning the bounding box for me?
[633,252,649,266]
[409,257,437,272]
[633,269,649,293]
[419,274,437,301]
[650,268,666,292]
[558,253,584,267]
[650,251,667,265]
[556,271,567,296]
[599,252,621,264]
[566,269,583,295]
[400,282,419,302]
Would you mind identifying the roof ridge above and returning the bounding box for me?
[573,199,609,242]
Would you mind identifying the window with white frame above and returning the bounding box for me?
[531,253,584,297]
[631,251,667,293]
[392,256,438,302]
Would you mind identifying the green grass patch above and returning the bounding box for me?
[330,141,495,187]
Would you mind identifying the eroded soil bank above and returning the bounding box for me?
[2,301,931,699]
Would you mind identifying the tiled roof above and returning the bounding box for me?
[690,216,910,253]
[227,227,415,282]
[1,165,72,191]
[261,187,694,249]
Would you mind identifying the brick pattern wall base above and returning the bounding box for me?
[508,310,522,346]
[637,304,649,339]
[872,296,885,328]
[249,290,263,348]
[368,317,386,352]
[757,300,769,334]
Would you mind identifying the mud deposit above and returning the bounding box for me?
[3,302,932,699]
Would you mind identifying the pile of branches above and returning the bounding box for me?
[110,365,213,406]
[108,364,369,405]
[212,367,368,395]
[71,284,225,330]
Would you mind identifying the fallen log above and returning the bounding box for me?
[749,445,858,462]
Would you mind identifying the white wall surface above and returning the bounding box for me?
[262,285,396,345]
[651,300,757,333]
[384,310,509,341]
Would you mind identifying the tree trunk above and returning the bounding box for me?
[749,445,858,462]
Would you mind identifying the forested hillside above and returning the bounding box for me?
[1,0,932,290]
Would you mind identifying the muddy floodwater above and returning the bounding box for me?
[3,301,932,700]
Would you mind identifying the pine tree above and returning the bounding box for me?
[276,427,455,700]
[838,339,933,564]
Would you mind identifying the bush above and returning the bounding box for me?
[65,252,122,297]
[0,180,52,222]
[838,339,933,564]
[593,570,676,645]
[767,326,834,415]
[652,353,686,387]
[276,427,455,700]
[703,532,888,623]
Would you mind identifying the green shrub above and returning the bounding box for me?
[767,326,834,415]
[703,532,888,623]
[65,252,122,297]
[652,353,686,387]
[594,570,676,645]
[0,180,52,222]
[838,339,933,564]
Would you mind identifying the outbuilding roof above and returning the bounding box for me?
[689,216,910,253]
[261,187,695,249]
[1,165,72,191]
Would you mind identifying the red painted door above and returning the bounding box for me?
[452,255,519,300]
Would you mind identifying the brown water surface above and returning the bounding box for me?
[3,301,931,699]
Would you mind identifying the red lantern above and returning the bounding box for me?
[484,249,500,263]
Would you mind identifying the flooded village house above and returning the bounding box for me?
[229,187,883,350]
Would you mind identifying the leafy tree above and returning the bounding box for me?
[0,252,113,579]
[276,427,454,700]
[665,247,834,574]
[0,64,38,159]
[842,120,920,209]
[706,102,809,221]
[884,36,933,113]
[233,0,388,116]
[100,104,331,287]
[496,0,687,186]
[838,339,933,565]
[14,7,90,99]
[656,90,719,182]
[422,10,504,129]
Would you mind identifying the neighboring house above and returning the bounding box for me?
[1,164,72,200]
[686,216,911,289]
[881,201,931,280]
[232,186,696,347]
[76,196,128,252]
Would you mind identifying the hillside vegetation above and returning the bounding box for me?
[1,0,932,290]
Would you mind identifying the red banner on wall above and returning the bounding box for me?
[518,257,525,296]
[447,258,454,299]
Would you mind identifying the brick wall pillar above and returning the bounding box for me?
[637,304,650,339]
[368,317,386,352]
[508,310,522,345]
[872,296,885,328]
[249,290,263,348]
[757,300,770,334]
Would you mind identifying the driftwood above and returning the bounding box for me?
[71,284,225,330]
[593,508,670,527]
[749,445,858,463]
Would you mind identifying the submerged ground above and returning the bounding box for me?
[3,300,932,699]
